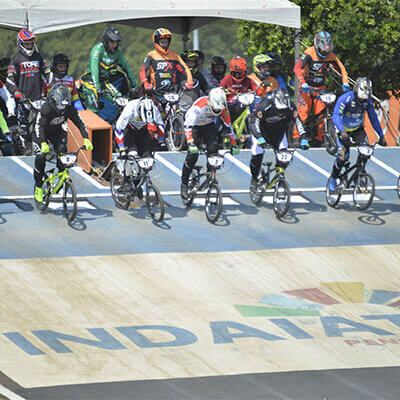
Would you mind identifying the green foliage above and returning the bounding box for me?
[0,20,246,83]
[238,0,400,99]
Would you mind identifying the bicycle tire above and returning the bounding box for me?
[205,182,223,223]
[324,118,338,156]
[167,114,185,151]
[110,173,131,210]
[353,172,375,210]
[182,171,197,207]
[273,178,290,218]
[34,181,52,213]
[63,181,77,222]
[146,183,165,222]
[326,176,342,208]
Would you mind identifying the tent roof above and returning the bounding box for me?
[0,0,301,34]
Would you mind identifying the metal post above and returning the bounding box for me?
[193,29,199,51]
[294,28,301,106]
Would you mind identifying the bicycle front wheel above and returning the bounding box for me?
[63,181,77,222]
[326,176,342,208]
[205,182,223,223]
[110,173,131,210]
[167,114,185,151]
[146,183,165,222]
[35,181,52,213]
[324,118,338,156]
[353,172,375,210]
[273,178,290,218]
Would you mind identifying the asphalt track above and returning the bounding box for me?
[1,148,400,399]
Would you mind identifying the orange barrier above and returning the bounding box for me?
[365,94,400,146]
[67,110,112,172]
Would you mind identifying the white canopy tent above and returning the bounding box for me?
[0,0,300,34]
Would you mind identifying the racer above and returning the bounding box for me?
[293,31,349,146]
[202,55,227,89]
[80,27,136,118]
[33,83,93,202]
[0,79,15,142]
[6,29,50,152]
[0,57,14,119]
[140,28,193,94]
[180,50,210,96]
[328,77,385,191]
[45,53,84,111]
[180,87,239,200]
[267,51,295,98]
[248,54,279,97]
[248,88,309,190]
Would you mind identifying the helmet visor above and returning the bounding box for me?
[231,71,245,80]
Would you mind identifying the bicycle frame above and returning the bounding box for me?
[43,168,71,196]
[261,164,286,191]
[336,151,371,190]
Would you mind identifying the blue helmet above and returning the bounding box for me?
[314,32,334,59]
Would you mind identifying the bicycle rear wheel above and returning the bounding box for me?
[34,181,51,213]
[353,172,375,210]
[273,178,290,218]
[63,181,77,222]
[326,176,342,208]
[146,183,165,222]
[324,119,338,156]
[110,173,131,210]
[167,114,185,151]
[205,182,223,223]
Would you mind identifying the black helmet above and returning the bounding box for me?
[211,55,226,80]
[102,27,123,54]
[181,50,200,75]
[51,53,69,78]
[266,51,282,78]
[48,83,71,112]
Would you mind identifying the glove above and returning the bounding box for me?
[231,145,240,155]
[300,138,310,150]
[41,142,49,154]
[378,136,387,146]
[158,136,165,144]
[257,137,267,148]
[84,138,93,151]
[340,131,349,141]
[185,81,193,90]
[144,82,153,91]
[188,143,199,154]
[301,83,310,93]
[118,146,127,157]
[342,83,351,92]
[14,91,24,102]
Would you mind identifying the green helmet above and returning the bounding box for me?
[253,54,273,79]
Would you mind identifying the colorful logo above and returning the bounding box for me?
[235,282,400,317]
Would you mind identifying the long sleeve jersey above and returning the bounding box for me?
[86,42,136,91]
[293,46,348,88]
[115,99,165,148]
[184,96,234,145]
[6,51,50,100]
[332,91,383,137]
[140,49,193,91]
[0,80,16,115]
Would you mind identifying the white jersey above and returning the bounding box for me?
[0,83,16,116]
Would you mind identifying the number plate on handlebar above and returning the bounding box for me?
[237,92,255,106]
[276,151,293,163]
[60,154,77,166]
[319,93,336,105]
[138,157,154,170]
[358,146,374,156]
[208,156,224,168]
[163,93,180,104]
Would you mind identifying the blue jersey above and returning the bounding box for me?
[332,91,383,137]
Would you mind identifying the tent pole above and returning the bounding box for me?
[193,29,199,50]
[294,28,301,106]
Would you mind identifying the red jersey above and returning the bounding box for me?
[44,73,80,102]
[219,75,258,102]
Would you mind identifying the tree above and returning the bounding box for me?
[238,0,400,99]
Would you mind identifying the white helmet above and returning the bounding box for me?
[354,77,372,101]
[208,87,227,116]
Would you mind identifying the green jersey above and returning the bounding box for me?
[86,42,136,90]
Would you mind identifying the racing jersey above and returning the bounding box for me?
[248,73,279,97]
[201,69,222,89]
[85,42,136,91]
[44,73,80,102]
[140,49,193,91]
[332,91,383,136]
[249,93,305,139]
[115,99,165,148]
[34,101,88,144]
[0,80,16,115]
[6,51,50,100]
[293,46,348,88]
[219,75,260,102]
[184,96,234,144]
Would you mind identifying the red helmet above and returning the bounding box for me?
[152,28,172,55]
[229,56,247,83]
[17,29,36,57]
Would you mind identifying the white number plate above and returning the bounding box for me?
[358,146,373,156]
[208,156,224,168]
[320,93,336,104]
[164,93,179,103]
[238,92,255,106]
[138,157,154,169]
[276,151,293,163]
[60,154,77,165]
